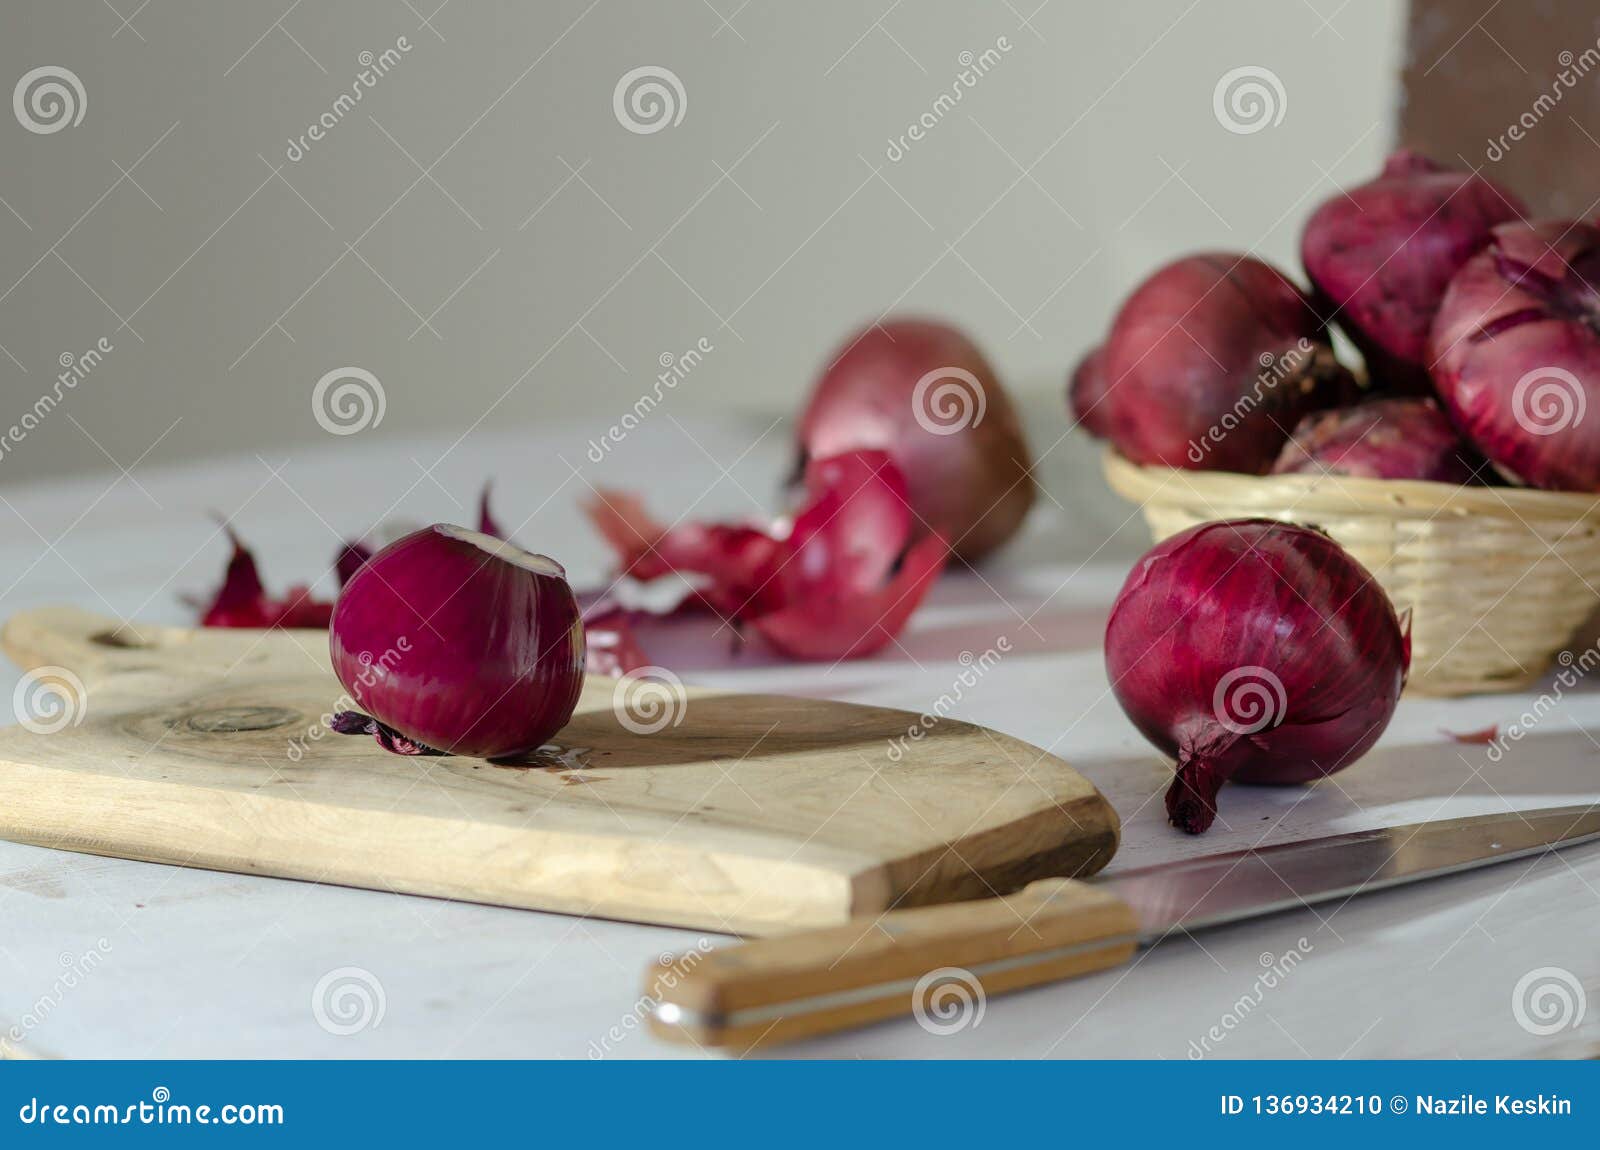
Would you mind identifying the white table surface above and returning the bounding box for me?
[1,413,1597,1060]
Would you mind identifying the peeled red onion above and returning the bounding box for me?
[1098,254,1354,473]
[329,525,585,759]
[336,481,501,587]
[1270,397,1484,483]
[1430,219,1600,490]
[1105,519,1409,835]
[797,318,1034,562]
[1067,344,1113,438]
[1302,150,1525,391]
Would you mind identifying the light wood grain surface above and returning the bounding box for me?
[650,877,1140,1049]
[0,607,1119,937]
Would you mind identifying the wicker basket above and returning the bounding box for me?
[1102,450,1600,696]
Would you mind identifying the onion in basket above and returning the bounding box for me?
[1094,254,1354,474]
[1430,219,1600,491]
[1302,150,1526,392]
[1270,398,1485,483]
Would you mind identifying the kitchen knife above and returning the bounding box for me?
[644,805,1600,1049]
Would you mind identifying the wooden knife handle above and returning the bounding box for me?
[647,878,1140,1051]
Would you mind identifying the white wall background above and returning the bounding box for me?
[0,1,1405,486]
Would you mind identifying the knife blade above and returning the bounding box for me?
[645,805,1600,1049]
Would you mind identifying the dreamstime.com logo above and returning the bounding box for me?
[311,966,386,1036]
[1511,966,1587,1037]
[1212,65,1286,135]
[912,366,986,436]
[1212,665,1287,735]
[13,666,87,735]
[912,967,986,1035]
[16,1087,283,1127]
[613,66,686,134]
[1512,366,1585,437]
[312,366,386,435]
[612,666,687,734]
[14,66,86,134]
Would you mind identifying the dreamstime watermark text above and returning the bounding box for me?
[587,337,713,462]
[1485,640,1600,762]
[1187,339,1313,464]
[287,638,411,760]
[888,638,1011,761]
[286,37,413,162]
[0,338,112,465]
[1187,938,1313,1058]
[588,938,715,1057]
[885,37,1012,162]
[1486,43,1600,162]
[3,939,112,1055]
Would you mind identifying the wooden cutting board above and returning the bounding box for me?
[0,607,1119,936]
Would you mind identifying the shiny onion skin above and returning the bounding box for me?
[1270,398,1484,483]
[1430,220,1600,491]
[582,450,948,662]
[1098,254,1354,474]
[1302,150,1525,393]
[329,525,585,759]
[797,318,1034,563]
[1105,520,1409,835]
[1067,343,1113,438]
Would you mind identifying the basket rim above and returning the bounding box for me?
[1101,449,1600,523]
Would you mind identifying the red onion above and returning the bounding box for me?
[1105,519,1409,835]
[1067,344,1113,438]
[1270,398,1484,483]
[1430,219,1600,490]
[797,318,1034,562]
[328,525,585,759]
[1302,150,1525,391]
[1098,254,1354,473]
